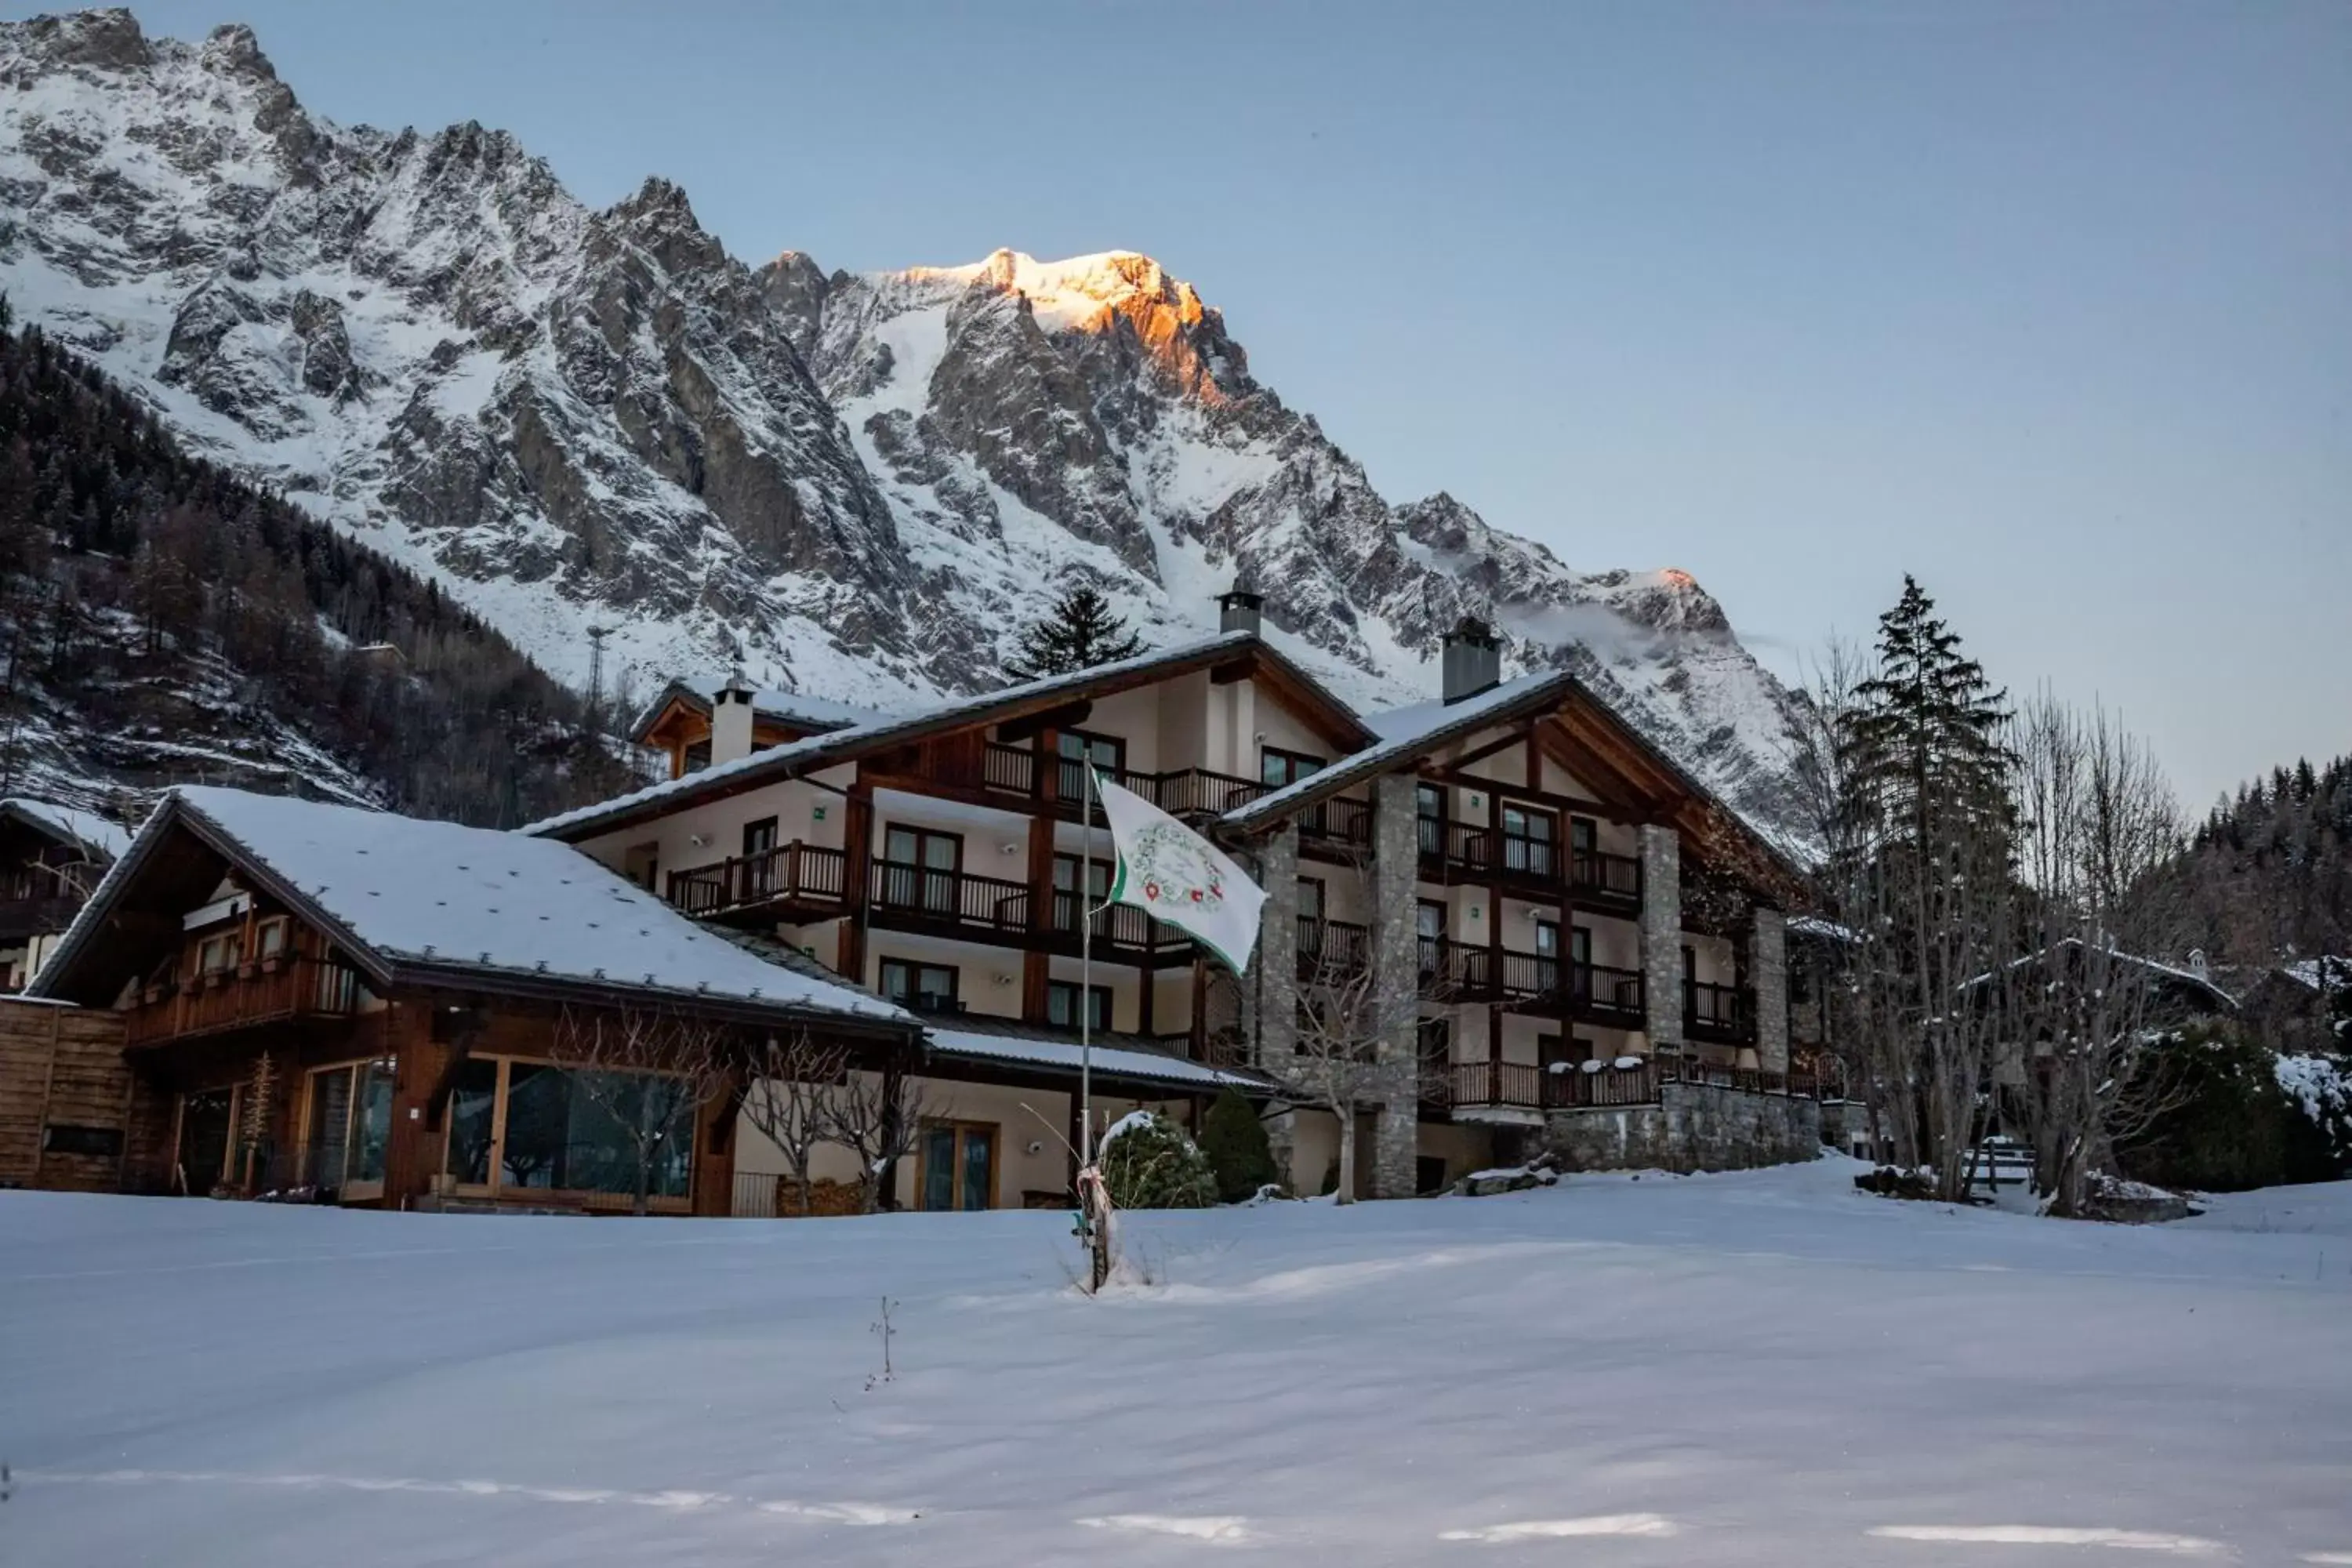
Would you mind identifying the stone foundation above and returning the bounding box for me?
[1540,1081,1823,1174]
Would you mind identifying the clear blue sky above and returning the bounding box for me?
[34,1,2352,810]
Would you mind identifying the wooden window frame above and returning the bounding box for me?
[879,956,962,1014]
[1259,745,1326,789]
[299,1055,397,1204]
[916,1118,1000,1212]
[1046,979,1113,1033]
[438,1054,696,1214]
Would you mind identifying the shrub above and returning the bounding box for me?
[1098,1112,1216,1209]
[2116,1024,2340,1191]
[1199,1087,1279,1202]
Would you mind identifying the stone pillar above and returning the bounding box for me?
[1368,775,1423,1197]
[1752,906,1788,1074]
[1253,826,1301,1067]
[1639,823,1684,1056]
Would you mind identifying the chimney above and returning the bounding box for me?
[1217,586,1263,637]
[710,672,758,766]
[1440,616,1501,703]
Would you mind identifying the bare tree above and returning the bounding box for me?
[1290,918,1387,1205]
[2004,692,2191,1214]
[737,1029,853,1216]
[821,1059,930,1214]
[551,1004,737,1215]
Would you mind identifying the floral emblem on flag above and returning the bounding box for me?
[1127,822,1225,912]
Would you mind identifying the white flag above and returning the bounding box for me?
[1093,768,1267,975]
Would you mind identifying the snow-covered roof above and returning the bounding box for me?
[1963,938,2239,1012]
[652,677,906,735]
[924,1022,1272,1093]
[0,797,132,861]
[1225,671,1574,829]
[2281,958,2352,995]
[35,786,909,1025]
[528,632,1261,840]
[1787,915,1857,944]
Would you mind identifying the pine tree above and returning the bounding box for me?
[1837,575,2014,846]
[1199,1086,1279,1202]
[1002,584,1146,683]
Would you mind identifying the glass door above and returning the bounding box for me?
[176,1087,237,1196]
[920,1121,997,1211]
[304,1058,396,1201]
[882,825,961,915]
[1501,804,1557,877]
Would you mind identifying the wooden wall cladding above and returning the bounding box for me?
[0,999,140,1193]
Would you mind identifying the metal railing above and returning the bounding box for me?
[1296,916,1369,978]
[1570,849,1643,902]
[1685,980,1751,1039]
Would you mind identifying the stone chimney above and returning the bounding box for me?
[1217,586,1263,637]
[710,672,758,766]
[1440,616,1501,703]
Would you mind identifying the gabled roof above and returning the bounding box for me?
[630,677,906,746]
[1227,671,1573,827]
[31,787,913,1030]
[528,631,1374,843]
[0,797,132,861]
[2281,957,2352,996]
[1964,938,2240,1014]
[1221,667,1806,895]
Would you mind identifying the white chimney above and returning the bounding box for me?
[2187,948,2209,982]
[710,672,757,766]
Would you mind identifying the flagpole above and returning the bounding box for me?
[1080,758,1094,1174]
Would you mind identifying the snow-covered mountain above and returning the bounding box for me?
[0,9,1809,838]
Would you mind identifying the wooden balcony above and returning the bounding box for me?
[1295,916,1369,980]
[869,860,1030,938]
[1433,1053,1824,1117]
[666,841,848,922]
[1049,890,1189,961]
[0,893,84,945]
[1685,980,1754,1044]
[1570,849,1644,914]
[124,957,362,1049]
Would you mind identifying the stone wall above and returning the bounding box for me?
[1639,824,1683,1052]
[1367,774,1423,1198]
[1539,1082,1823,1174]
[1752,907,1788,1073]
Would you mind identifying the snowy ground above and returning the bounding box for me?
[2,1158,2347,1566]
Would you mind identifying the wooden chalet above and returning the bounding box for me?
[27,788,919,1214]
[0,797,132,993]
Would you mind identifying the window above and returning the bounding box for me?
[1047,980,1112,1032]
[880,825,961,914]
[1298,877,1325,923]
[1053,852,1110,935]
[1056,728,1127,800]
[1416,900,1446,975]
[255,918,289,960]
[880,957,961,1014]
[1570,815,1599,856]
[1259,747,1324,788]
[303,1058,396,1200]
[444,1059,692,1203]
[919,1120,996,1211]
[683,738,712,774]
[194,931,242,977]
[1415,783,1446,855]
[741,815,780,896]
[1500,804,1557,876]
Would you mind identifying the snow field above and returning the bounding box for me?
[2,1157,2347,1566]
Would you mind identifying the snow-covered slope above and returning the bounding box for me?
[0,10,1810,837]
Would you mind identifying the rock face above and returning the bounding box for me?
[0,10,1813,841]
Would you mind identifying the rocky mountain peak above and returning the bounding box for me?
[0,9,1816,848]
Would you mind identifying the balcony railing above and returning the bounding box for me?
[1570,850,1643,905]
[125,957,362,1048]
[1051,891,1184,953]
[666,841,848,919]
[1436,1052,1833,1115]
[870,860,1029,935]
[1296,917,1369,978]
[1685,980,1751,1041]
